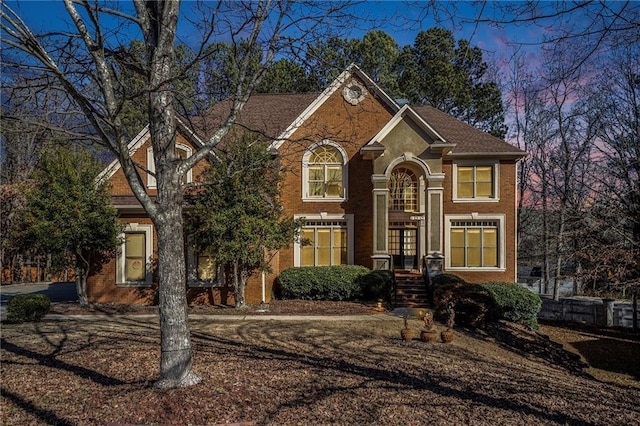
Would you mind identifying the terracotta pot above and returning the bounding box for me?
[441,329,454,343]
[420,330,439,343]
[400,328,415,341]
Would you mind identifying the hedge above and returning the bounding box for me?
[7,294,51,323]
[357,269,394,301]
[433,282,499,328]
[480,282,542,329]
[278,265,370,300]
[431,273,466,287]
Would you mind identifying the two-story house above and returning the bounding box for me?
[87,64,526,306]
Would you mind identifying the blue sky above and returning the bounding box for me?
[7,1,541,59]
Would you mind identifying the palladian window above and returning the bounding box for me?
[389,167,418,212]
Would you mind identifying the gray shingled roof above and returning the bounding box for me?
[196,93,524,156]
[412,105,524,155]
[194,93,320,141]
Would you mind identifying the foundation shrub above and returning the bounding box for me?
[7,294,51,323]
[278,265,370,301]
[431,273,466,288]
[480,282,542,329]
[357,270,394,301]
[434,282,499,328]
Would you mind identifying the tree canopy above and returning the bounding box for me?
[187,133,298,307]
[13,145,121,304]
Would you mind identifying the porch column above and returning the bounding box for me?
[371,174,390,269]
[427,174,445,255]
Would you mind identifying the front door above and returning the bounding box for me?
[389,227,418,270]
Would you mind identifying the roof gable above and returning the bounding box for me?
[97,117,205,183]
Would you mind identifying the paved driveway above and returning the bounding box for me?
[0,282,78,320]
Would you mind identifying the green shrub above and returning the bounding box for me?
[278,265,370,301]
[433,282,498,328]
[431,273,466,287]
[480,282,542,329]
[7,294,51,323]
[357,269,394,301]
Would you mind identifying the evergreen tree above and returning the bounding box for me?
[399,28,507,138]
[13,145,121,304]
[187,134,299,307]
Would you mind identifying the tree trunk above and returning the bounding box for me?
[553,210,566,301]
[75,267,89,306]
[232,260,246,308]
[153,205,201,389]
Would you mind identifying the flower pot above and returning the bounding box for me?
[401,328,415,341]
[441,329,454,343]
[420,329,439,343]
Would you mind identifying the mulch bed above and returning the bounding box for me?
[48,299,382,316]
[3,301,639,425]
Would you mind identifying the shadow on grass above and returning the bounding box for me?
[1,388,73,426]
[190,326,590,425]
[569,336,640,380]
[466,321,590,376]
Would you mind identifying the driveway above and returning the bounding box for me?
[0,281,78,320]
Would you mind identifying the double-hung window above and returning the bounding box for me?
[453,162,498,201]
[294,214,354,266]
[445,215,505,271]
[147,143,193,188]
[117,223,153,286]
[187,244,219,287]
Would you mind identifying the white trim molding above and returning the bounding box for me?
[452,160,500,202]
[116,223,154,286]
[444,213,506,272]
[293,213,354,267]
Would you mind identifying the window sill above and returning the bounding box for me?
[116,282,154,288]
[302,197,346,203]
[452,198,500,203]
[446,267,506,272]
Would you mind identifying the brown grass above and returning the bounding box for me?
[1,301,639,425]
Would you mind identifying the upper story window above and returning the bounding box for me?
[302,142,347,201]
[389,167,418,212]
[452,162,499,201]
[147,143,193,188]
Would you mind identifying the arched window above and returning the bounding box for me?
[389,167,418,212]
[304,144,346,200]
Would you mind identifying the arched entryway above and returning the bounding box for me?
[388,165,424,270]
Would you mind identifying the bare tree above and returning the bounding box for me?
[1,0,354,389]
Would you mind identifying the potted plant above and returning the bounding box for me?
[420,310,439,343]
[400,312,415,341]
[441,304,455,343]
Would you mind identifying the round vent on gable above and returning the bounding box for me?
[342,80,366,105]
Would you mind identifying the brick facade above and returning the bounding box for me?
[90,65,525,306]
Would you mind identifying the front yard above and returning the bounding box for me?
[1,306,639,425]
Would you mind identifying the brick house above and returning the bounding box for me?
[87,64,526,306]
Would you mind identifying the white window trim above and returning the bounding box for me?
[301,141,348,202]
[147,143,193,189]
[116,223,154,287]
[444,213,506,272]
[452,160,500,203]
[293,213,354,266]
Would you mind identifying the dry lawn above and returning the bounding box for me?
[1,301,639,425]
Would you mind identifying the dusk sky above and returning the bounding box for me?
[7,1,551,64]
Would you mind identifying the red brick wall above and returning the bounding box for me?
[276,80,394,272]
[441,159,518,283]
